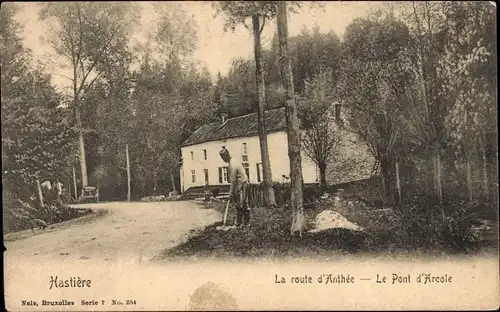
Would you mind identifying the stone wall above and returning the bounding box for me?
[325,127,375,186]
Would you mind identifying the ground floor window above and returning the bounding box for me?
[191,170,196,183]
[243,162,249,180]
[218,167,228,183]
[204,169,209,185]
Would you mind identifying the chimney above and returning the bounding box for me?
[220,112,228,124]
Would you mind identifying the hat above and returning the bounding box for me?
[219,147,230,159]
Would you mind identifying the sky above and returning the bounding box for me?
[14,1,390,92]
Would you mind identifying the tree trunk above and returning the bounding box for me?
[152,172,158,195]
[72,166,78,201]
[126,144,131,202]
[480,132,489,199]
[170,172,177,194]
[36,179,44,209]
[252,14,276,208]
[395,161,401,206]
[436,151,443,206]
[433,149,445,220]
[75,104,88,197]
[466,155,473,202]
[276,1,305,237]
[381,169,387,206]
[319,163,327,192]
[379,157,393,202]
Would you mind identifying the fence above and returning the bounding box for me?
[247,183,291,207]
[246,183,325,208]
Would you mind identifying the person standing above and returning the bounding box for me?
[219,147,250,226]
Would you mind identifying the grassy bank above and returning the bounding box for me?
[3,208,107,241]
[158,187,497,261]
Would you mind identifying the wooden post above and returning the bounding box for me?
[72,166,78,201]
[395,162,401,206]
[277,1,305,237]
[126,144,131,202]
[466,156,473,202]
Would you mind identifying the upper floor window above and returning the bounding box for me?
[242,142,248,154]
[204,169,209,185]
[334,103,342,123]
[243,162,250,180]
[190,151,194,161]
[203,149,207,160]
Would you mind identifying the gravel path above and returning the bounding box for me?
[4,201,221,264]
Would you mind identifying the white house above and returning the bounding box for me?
[179,107,319,193]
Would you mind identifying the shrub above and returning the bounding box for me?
[440,201,480,250]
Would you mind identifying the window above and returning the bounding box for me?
[204,169,209,185]
[243,163,250,180]
[242,142,248,154]
[256,163,263,183]
[334,103,342,123]
[242,154,248,162]
[190,151,194,161]
[191,170,196,183]
[203,149,207,160]
[218,167,229,184]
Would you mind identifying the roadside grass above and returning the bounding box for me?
[160,201,370,260]
[3,208,108,242]
[159,187,498,261]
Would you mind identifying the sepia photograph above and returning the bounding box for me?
[2,1,499,310]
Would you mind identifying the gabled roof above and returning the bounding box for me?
[181,107,287,147]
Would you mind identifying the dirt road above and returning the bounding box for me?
[4,201,221,264]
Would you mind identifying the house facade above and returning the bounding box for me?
[179,106,375,193]
[179,108,318,192]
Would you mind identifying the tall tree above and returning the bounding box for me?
[39,2,139,196]
[298,69,340,190]
[129,4,214,197]
[338,14,410,204]
[288,26,342,93]
[2,3,75,229]
[213,1,281,207]
[78,51,135,200]
[220,58,258,116]
[436,2,497,202]
[276,1,306,236]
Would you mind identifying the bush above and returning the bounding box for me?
[440,201,480,250]
[3,188,94,234]
[396,194,485,251]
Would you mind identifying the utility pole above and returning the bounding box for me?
[276,1,305,236]
[126,144,131,202]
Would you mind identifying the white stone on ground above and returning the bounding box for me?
[309,210,364,233]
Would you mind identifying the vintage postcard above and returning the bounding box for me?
[3,1,499,311]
